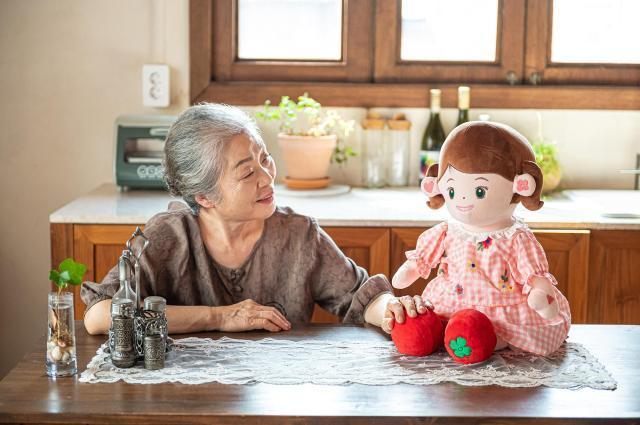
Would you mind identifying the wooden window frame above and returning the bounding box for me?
[190,0,640,110]
[525,0,640,86]
[211,0,373,82]
[375,0,526,84]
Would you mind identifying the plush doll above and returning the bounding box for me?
[392,121,571,364]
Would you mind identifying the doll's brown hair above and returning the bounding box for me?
[426,121,544,211]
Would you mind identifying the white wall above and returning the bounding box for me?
[0,0,638,378]
[0,0,190,378]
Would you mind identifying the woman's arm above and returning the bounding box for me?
[83,299,291,335]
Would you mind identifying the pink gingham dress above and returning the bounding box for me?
[406,219,571,356]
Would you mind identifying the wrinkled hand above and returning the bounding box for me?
[217,299,291,332]
[381,295,433,334]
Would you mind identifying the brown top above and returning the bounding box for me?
[80,203,392,324]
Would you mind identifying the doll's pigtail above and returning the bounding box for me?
[426,163,445,210]
[518,160,544,211]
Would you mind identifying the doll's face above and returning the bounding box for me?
[438,166,516,227]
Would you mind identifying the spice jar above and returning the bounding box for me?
[110,298,135,368]
[140,296,168,369]
[361,111,387,188]
[386,113,412,186]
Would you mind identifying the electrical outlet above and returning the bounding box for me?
[142,64,170,107]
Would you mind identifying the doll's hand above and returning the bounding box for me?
[527,277,560,320]
[392,260,422,289]
[382,296,433,334]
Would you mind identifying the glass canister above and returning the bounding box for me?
[46,292,77,377]
[361,112,387,188]
[386,113,412,186]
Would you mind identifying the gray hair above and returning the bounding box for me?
[163,103,262,214]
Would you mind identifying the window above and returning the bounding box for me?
[400,0,499,62]
[190,0,640,109]
[209,0,372,82]
[375,0,525,83]
[525,0,640,85]
[237,0,343,61]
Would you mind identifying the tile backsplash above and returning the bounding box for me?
[245,106,640,190]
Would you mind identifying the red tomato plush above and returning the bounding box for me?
[444,309,497,364]
[391,309,444,356]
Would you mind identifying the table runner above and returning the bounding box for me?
[79,337,616,389]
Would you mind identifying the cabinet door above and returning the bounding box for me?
[313,227,391,323]
[73,224,141,319]
[589,230,640,324]
[535,230,590,323]
[390,227,590,323]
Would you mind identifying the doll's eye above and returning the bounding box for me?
[475,186,488,199]
[447,187,455,199]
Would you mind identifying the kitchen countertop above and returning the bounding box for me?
[49,183,640,230]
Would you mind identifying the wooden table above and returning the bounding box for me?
[0,323,638,424]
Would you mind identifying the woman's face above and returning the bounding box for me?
[211,133,277,221]
[438,165,516,227]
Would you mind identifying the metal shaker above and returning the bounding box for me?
[142,296,167,370]
[110,299,135,368]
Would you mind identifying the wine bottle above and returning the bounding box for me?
[419,89,446,181]
[456,86,470,127]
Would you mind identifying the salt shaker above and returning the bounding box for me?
[386,113,412,186]
[361,112,387,188]
[110,299,135,368]
[142,296,168,370]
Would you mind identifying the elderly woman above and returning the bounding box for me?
[82,104,427,335]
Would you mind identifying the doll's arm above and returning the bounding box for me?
[527,276,560,320]
[391,260,423,289]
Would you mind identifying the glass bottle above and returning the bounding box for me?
[46,292,77,377]
[419,89,446,181]
[386,113,411,186]
[361,111,387,188]
[455,86,471,127]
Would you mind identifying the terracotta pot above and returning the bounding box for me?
[277,133,337,180]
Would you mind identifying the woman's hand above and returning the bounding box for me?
[381,295,433,334]
[215,299,291,332]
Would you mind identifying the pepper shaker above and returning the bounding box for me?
[110,299,135,368]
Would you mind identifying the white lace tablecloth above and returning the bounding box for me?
[79,337,616,389]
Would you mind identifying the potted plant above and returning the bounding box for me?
[531,113,562,194]
[533,141,562,194]
[46,258,87,377]
[256,93,355,189]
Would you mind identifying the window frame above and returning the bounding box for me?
[211,0,373,82]
[190,0,640,110]
[375,0,526,84]
[524,0,640,86]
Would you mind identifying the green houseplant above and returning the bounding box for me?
[256,93,355,188]
[46,258,87,377]
[531,113,562,194]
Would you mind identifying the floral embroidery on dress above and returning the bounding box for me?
[499,269,513,292]
[477,237,493,251]
[455,284,464,296]
[466,259,478,272]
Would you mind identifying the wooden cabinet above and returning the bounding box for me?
[311,227,390,324]
[589,230,640,324]
[51,222,638,324]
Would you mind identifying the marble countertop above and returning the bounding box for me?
[49,183,640,230]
